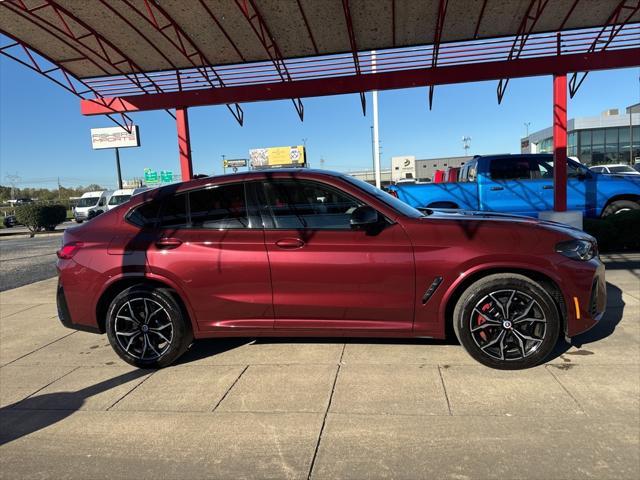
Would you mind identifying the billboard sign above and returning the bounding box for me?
[249,145,306,168]
[223,159,247,168]
[91,126,140,149]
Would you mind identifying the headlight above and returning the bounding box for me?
[556,239,597,261]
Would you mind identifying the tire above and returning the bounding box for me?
[601,200,640,217]
[106,285,193,368]
[453,274,560,370]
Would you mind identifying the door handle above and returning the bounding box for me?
[155,237,182,249]
[490,186,504,191]
[542,185,554,190]
[275,238,305,249]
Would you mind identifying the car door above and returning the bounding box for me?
[146,183,274,331]
[256,178,415,331]
[480,157,540,216]
[531,157,590,213]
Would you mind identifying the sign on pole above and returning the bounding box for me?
[223,159,248,168]
[91,126,140,149]
[160,170,173,183]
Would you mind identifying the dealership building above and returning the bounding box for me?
[521,105,639,165]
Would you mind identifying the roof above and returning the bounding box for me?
[2,1,636,79]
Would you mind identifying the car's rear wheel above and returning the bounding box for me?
[106,285,193,368]
[601,200,640,217]
[453,274,560,369]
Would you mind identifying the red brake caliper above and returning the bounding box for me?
[478,303,491,341]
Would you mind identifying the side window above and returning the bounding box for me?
[189,184,249,229]
[261,180,362,229]
[467,162,477,182]
[489,158,532,181]
[159,194,187,228]
[128,201,161,228]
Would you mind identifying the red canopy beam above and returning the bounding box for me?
[473,0,488,39]
[569,0,640,97]
[428,0,449,110]
[496,0,550,104]
[296,0,319,55]
[235,0,304,121]
[553,73,568,212]
[81,47,640,115]
[341,0,366,115]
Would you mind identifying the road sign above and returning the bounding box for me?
[223,159,247,168]
[160,170,173,183]
[144,168,158,184]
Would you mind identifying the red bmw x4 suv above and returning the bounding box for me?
[56,170,606,369]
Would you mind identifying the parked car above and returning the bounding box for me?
[590,164,640,176]
[3,214,17,228]
[445,167,460,183]
[388,154,640,217]
[57,169,605,370]
[73,190,113,222]
[106,187,150,211]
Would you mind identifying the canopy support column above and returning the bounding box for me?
[176,107,193,181]
[553,73,567,212]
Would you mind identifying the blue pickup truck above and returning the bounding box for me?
[388,154,640,218]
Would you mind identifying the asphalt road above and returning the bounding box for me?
[0,234,62,292]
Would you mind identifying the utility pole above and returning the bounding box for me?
[5,173,20,200]
[372,50,381,189]
[462,136,472,155]
[222,154,226,174]
[57,177,62,202]
[115,148,123,189]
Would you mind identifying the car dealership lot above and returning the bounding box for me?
[0,254,638,479]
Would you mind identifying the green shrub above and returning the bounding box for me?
[584,210,640,252]
[15,203,67,237]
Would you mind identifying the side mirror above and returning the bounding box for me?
[350,205,380,230]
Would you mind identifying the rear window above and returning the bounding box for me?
[489,158,532,180]
[127,201,161,228]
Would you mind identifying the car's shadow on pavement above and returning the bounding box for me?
[0,369,149,447]
[547,281,625,362]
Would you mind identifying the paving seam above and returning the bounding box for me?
[545,365,587,414]
[211,365,249,412]
[106,370,158,411]
[306,343,345,480]
[0,303,43,319]
[7,366,81,409]
[437,365,453,416]
[0,331,77,368]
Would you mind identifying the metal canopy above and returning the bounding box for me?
[1,0,636,79]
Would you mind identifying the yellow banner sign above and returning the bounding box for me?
[250,145,306,168]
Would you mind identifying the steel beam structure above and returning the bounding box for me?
[81,47,640,115]
[176,107,193,181]
[569,0,640,98]
[496,0,550,104]
[235,0,304,121]
[3,0,175,119]
[98,0,243,125]
[428,0,449,110]
[342,0,366,115]
[553,74,568,212]
[0,33,133,131]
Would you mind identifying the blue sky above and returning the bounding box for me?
[1,55,638,189]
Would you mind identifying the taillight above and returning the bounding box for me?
[57,242,84,259]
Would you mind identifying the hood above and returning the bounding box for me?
[423,208,591,240]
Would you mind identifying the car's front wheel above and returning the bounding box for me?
[106,285,193,368]
[453,274,560,369]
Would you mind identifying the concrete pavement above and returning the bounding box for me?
[0,254,638,479]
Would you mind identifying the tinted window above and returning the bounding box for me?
[489,158,532,180]
[159,194,187,228]
[261,180,361,229]
[189,184,248,229]
[109,194,132,206]
[128,201,161,228]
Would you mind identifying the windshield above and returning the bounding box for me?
[76,196,100,208]
[108,194,132,206]
[608,165,636,174]
[340,175,424,218]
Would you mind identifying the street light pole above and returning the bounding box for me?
[115,147,123,189]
